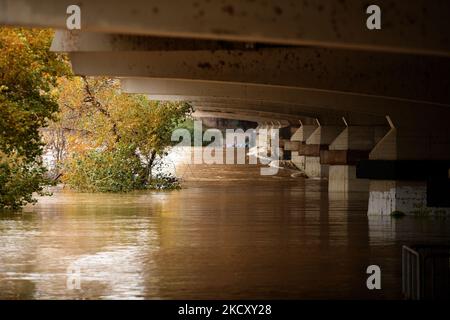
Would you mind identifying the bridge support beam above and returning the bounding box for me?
[325,125,388,196]
[3,1,450,57]
[290,123,318,171]
[254,122,283,160]
[65,48,450,105]
[303,124,344,178]
[359,122,450,216]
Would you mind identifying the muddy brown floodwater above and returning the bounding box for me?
[1,162,449,299]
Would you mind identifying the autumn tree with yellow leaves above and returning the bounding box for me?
[47,76,192,192]
[1,27,191,209]
[0,28,69,210]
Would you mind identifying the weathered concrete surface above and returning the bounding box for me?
[366,122,450,215]
[329,166,371,194]
[120,78,450,126]
[329,126,388,151]
[193,110,290,126]
[189,100,352,125]
[327,126,389,194]
[66,49,450,105]
[304,125,344,178]
[283,141,300,152]
[51,30,257,52]
[291,125,318,143]
[2,0,450,56]
[368,181,450,216]
[306,126,345,146]
[370,127,450,161]
[290,124,318,171]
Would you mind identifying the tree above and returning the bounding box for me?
[0,27,69,210]
[52,76,192,192]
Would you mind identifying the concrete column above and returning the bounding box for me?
[279,125,295,161]
[304,125,344,178]
[290,122,317,171]
[256,122,269,155]
[365,121,450,216]
[270,122,284,161]
[282,138,295,161]
[326,126,387,195]
[255,121,280,160]
[268,122,276,159]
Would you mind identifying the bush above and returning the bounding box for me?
[62,146,181,192]
[0,156,53,210]
[147,172,181,190]
[63,147,145,193]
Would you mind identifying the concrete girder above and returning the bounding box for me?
[327,126,390,194]
[369,127,450,161]
[184,99,388,126]
[2,0,450,56]
[65,49,450,105]
[290,124,319,171]
[192,105,309,125]
[193,104,322,126]
[189,100,344,125]
[329,126,389,151]
[298,123,344,178]
[121,78,450,126]
[50,30,259,52]
[291,125,318,144]
[303,125,345,178]
[171,100,314,127]
[306,126,345,146]
[193,110,289,127]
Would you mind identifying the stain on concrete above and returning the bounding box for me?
[198,62,213,69]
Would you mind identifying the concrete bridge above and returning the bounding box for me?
[2,0,450,215]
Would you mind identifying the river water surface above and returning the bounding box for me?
[1,162,449,299]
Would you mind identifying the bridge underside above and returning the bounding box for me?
[2,0,450,215]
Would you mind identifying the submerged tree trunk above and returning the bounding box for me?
[146,151,157,183]
[138,150,157,186]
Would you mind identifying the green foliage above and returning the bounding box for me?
[115,95,193,158]
[147,174,181,190]
[145,160,181,190]
[0,27,69,210]
[0,28,69,158]
[63,145,144,193]
[0,156,53,210]
[54,77,192,192]
[172,118,216,146]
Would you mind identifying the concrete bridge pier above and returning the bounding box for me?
[289,122,318,172]
[255,121,282,160]
[255,122,269,157]
[303,124,345,178]
[325,125,388,196]
[361,121,450,216]
[279,124,302,161]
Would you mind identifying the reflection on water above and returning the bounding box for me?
[1,162,449,299]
